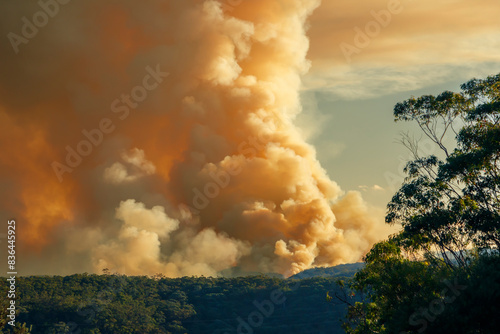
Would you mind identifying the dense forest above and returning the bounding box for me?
[0,273,356,334]
[1,74,499,334]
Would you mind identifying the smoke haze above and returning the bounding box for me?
[0,0,392,277]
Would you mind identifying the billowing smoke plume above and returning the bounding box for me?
[0,0,392,277]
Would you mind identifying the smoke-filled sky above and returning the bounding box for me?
[0,0,499,277]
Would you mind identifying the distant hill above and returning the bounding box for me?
[219,262,365,280]
[289,262,365,279]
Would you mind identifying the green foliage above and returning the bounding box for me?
[389,73,500,259]
[0,274,354,334]
[341,73,500,334]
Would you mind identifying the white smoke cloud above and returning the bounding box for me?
[0,0,393,277]
[104,148,156,184]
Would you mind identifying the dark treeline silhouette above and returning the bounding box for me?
[338,73,500,334]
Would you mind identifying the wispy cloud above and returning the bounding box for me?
[359,184,385,192]
[304,0,500,99]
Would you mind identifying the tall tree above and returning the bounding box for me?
[341,73,500,334]
[388,73,500,266]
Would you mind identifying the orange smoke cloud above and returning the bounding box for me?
[0,0,392,277]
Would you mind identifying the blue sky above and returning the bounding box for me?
[301,0,500,209]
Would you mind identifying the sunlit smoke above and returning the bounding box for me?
[0,0,393,277]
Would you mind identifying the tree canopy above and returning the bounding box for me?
[0,273,353,334]
[341,73,500,334]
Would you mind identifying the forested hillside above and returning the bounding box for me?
[289,263,365,280]
[0,274,354,334]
